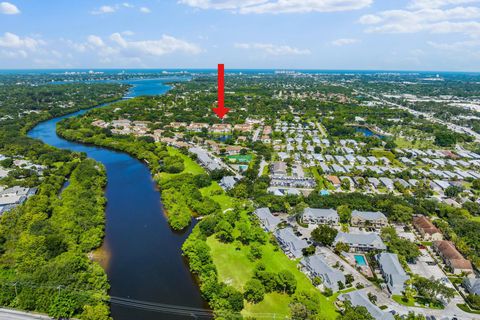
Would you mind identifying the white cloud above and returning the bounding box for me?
[91,3,144,15]
[179,0,372,14]
[0,32,42,50]
[91,5,116,15]
[408,0,480,9]
[109,33,202,56]
[331,38,359,46]
[358,3,480,36]
[87,35,105,47]
[234,42,311,55]
[0,2,20,14]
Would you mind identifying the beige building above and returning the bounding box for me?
[413,216,443,241]
[351,210,388,229]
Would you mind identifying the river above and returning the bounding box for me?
[27,78,210,320]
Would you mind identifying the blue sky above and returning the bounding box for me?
[0,0,479,71]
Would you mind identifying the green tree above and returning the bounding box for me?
[338,301,375,320]
[389,204,414,223]
[276,270,297,294]
[243,279,265,303]
[337,205,352,224]
[312,225,338,246]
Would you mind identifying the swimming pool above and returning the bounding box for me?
[354,255,368,266]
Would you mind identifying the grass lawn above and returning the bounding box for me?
[158,147,204,181]
[471,216,480,222]
[206,237,338,319]
[392,295,444,309]
[457,303,480,314]
[200,182,236,211]
[227,154,253,163]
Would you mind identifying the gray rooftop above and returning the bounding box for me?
[352,210,387,221]
[254,207,280,232]
[340,289,394,320]
[376,252,409,295]
[334,232,386,250]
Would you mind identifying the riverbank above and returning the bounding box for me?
[28,78,208,320]
[54,92,338,319]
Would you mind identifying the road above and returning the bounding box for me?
[0,309,52,320]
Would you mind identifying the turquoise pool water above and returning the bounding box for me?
[355,255,367,266]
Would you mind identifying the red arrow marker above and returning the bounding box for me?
[212,63,230,119]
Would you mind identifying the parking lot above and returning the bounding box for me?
[408,249,446,280]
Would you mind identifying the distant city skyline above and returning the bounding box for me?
[1,0,479,71]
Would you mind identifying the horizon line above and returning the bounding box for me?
[0,67,479,74]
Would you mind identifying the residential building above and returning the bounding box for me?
[302,208,339,225]
[432,240,473,275]
[187,122,209,132]
[271,161,287,175]
[351,210,388,229]
[253,207,280,232]
[274,227,308,258]
[300,255,345,292]
[326,175,341,188]
[333,232,386,251]
[188,147,222,171]
[225,146,243,155]
[412,216,443,241]
[211,123,232,134]
[233,123,253,133]
[219,176,238,191]
[463,278,480,295]
[376,253,409,295]
[339,289,395,320]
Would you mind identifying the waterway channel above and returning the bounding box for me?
[28,78,209,320]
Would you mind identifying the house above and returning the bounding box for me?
[219,176,238,191]
[253,207,280,232]
[225,146,243,155]
[187,122,209,132]
[376,253,409,295]
[334,232,386,251]
[302,208,339,226]
[274,227,308,258]
[412,216,443,241]
[326,175,341,188]
[379,177,394,190]
[211,123,232,134]
[432,240,473,275]
[300,255,345,292]
[351,211,388,229]
[463,278,480,295]
[111,119,131,128]
[0,186,36,214]
[188,147,222,171]
[169,122,187,129]
[271,162,287,175]
[234,123,253,133]
[368,177,381,189]
[339,289,395,320]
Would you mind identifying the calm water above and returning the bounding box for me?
[28,79,209,320]
[355,126,384,138]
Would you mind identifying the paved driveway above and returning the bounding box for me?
[409,249,445,280]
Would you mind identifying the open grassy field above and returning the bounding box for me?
[200,181,236,211]
[157,146,205,181]
[206,236,338,319]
